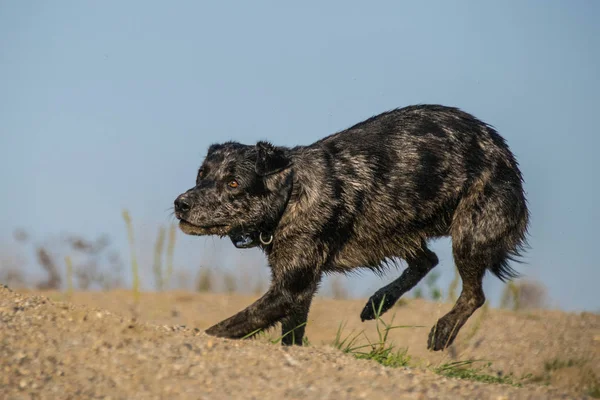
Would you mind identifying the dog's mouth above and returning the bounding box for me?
[178,219,231,236]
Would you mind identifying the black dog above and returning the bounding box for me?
[174,104,529,350]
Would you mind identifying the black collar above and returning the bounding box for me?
[228,170,296,250]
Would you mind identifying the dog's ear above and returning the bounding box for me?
[255,141,292,176]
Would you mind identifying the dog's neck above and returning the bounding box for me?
[229,169,296,250]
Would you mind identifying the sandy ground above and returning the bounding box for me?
[1,285,599,399]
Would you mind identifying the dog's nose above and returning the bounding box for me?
[174,195,191,214]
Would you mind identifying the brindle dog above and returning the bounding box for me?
[174,104,529,350]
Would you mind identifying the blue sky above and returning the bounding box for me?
[1,1,598,311]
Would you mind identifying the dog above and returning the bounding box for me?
[174,104,529,350]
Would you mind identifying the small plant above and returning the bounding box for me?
[36,247,61,290]
[271,322,308,345]
[447,266,460,302]
[500,280,548,312]
[241,327,267,340]
[411,271,442,301]
[434,360,520,386]
[413,287,423,299]
[329,276,349,299]
[462,300,490,344]
[526,358,599,398]
[332,321,364,353]
[544,358,586,372]
[64,255,73,298]
[589,383,600,399]
[425,271,442,301]
[122,209,140,302]
[165,223,177,289]
[242,322,310,346]
[253,279,265,295]
[223,273,237,293]
[500,281,520,311]
[332,295,419,368]
[195,268,214,292]
[152,226,166,291]
[395,297,409,307]
[151,223,177,291]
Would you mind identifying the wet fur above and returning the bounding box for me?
[174,104,529,349]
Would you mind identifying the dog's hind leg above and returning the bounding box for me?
[427,174,528,351]
[360,240,438,321]
[426,255,485,351]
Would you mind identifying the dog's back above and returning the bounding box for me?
[286,104,528,277]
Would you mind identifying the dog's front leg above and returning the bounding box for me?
[205,267,321,343]
[279,295,313,346]
[204,287,289,339]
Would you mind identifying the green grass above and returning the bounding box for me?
[332,295,418,368]
[329,295,529,387]
[544,358,586,372]
[241,321,309,346]
[434,360,521,386]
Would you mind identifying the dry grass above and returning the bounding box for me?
[122,209,140,302]
[500,280,548,311]
[152,226,166,291]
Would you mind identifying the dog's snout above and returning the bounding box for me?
[174,195,192,214]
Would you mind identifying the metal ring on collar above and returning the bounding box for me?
[259,232,273,246]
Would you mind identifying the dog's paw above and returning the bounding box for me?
[360,292,396,321]
[427,317,459,351]
[204,324,221,337]
[205,324,233,338]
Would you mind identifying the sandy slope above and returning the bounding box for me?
[1,285,598,399]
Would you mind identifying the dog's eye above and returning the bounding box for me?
[228,180,239,189]
[196,168,205,184]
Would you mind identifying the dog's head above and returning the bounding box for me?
[174,141,293,242]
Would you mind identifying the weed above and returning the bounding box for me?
[395,297,409,307]
[64,255,73,298]
[589,383,600,398]
[253,279,265,296]
[544,358,586,372]
[447,266,460,302]
[332,321,364,353]
[413,287,423,299]
[271,322,308,345]
[196,268,214,292]
[329,276,349,299]
[165,223,176,289]
[332,295,419,368]
[527,357,600,398]
[153,226,166,291]
[330,298,529,388]
[500,280,548,311]
[223,273,237,293]
[411,271,442,301]
[462,300,489,344]
[36,247,61,290]
[424,271,442,301]
[435,360,520,386]
[122,209,140,302]
[241,328,266,340]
